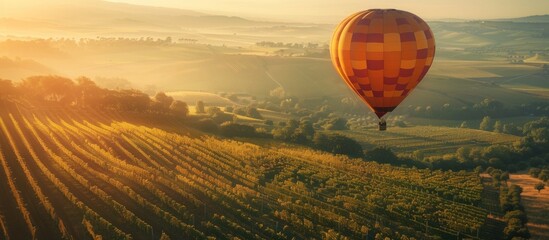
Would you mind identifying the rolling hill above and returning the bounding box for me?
[0,1,547,113]
[0,57,57,80]
[0,0,310,42]
[0,39,544,112]
[0,98,499,239]
[495,15,549,23]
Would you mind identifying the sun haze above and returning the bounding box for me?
[0,1,548,239]
[102,0,549,22]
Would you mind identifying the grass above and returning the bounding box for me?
[502,85,549,98]
[406,116,541,128]
[337,126,519,157]
[167,91,236,107]
[257,109,291,123]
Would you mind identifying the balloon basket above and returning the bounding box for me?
[378,119,387,131]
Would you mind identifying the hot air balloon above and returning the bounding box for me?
[330,9,435,130]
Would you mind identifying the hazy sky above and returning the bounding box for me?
[107,0,549,22]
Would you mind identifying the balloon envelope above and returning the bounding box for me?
[330,9,435,118]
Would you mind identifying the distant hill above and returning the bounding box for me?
[525,53,549,63]
[0,57,56,80]
[1,0,266,35]
[1,1,546,108]
[433,15,549,23]
[495,15,549,23]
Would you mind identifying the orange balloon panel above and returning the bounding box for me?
[331,9,435,118]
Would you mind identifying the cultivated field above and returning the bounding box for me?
[168,91,236,107]
[0,100,496,239]
[508,174,549,240]
[339,126,520,156]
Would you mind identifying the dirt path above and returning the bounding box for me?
[508,174,549,240]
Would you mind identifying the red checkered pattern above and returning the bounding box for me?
[331,9,435,118]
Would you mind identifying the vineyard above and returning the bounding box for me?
[0,100,495,239]
[341,126,519,156]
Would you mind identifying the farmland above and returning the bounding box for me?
[0,1,547,239]
[0,99,496,239]
[508,174,549,240]
[339,126,520,157]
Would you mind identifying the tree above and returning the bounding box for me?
[480,116,493,131]
[528,128,549,145]
[154,92,174,111]
[272,120,298,141]
[501,171,510,182]
[414,106,423,115]
[196,100,205,113]
[169,100,189,117]
[75,76,105,107]
[475,98,504,112]
[207,106,222,115]
[287,119,299,129]
[364,147,398,164]
[117,89,151,112]
[529,168,541,178]
[20,75,76,104]
[538,170,549,181]
[535,182,545,193]
[522,117,549,135]
[280,98,297,110]
[269,87,285,99]
[271,127,292,141]
[456,147,471,163]
[246,107,263,119]
[412,150,425,161]
[394,120,407,128]
[491,169,502,184]
[323,118,348,130]
[196,118,219,133]
[219,122,257,138]
[494,120,503,133]
[211,112,234,124]
[313,133,363,158]
[503,123,521,136]
[233,107,246,116]
[299,120,315,139]
[227,94,239,102]
[504,218,530,239]
[289,130,309,144]
[504,210,528,224]
[0,79,16,98]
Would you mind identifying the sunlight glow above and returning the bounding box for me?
[104,0,549,22]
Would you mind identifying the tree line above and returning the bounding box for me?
[352,117,549,173]
[0,76,188,116]
[487,169,530,240]
[195,111,364,158]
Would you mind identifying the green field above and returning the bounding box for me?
[168,91,236,107]
[337,126,519,157]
